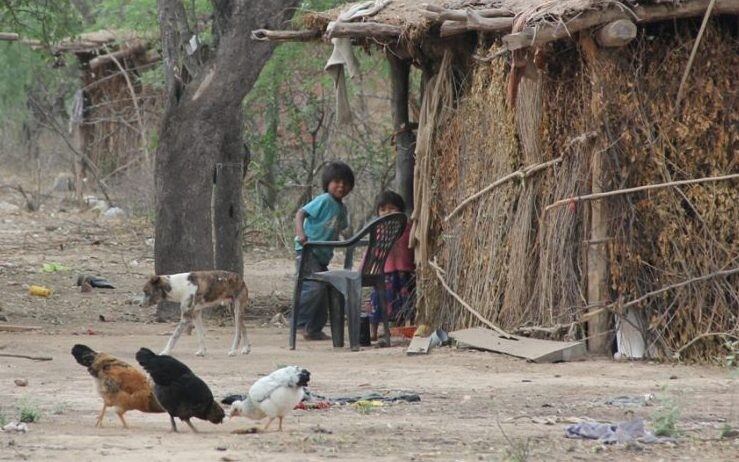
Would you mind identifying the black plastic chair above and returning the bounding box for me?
[290,212,408,351]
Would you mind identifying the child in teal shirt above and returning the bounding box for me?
[294,161,354,340]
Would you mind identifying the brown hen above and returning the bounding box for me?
[72,344,164,428]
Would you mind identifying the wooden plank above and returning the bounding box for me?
[450,327,586,363]
[0,324,42,332]
[406,335,433,355]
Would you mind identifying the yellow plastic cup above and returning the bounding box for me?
[28,285,52,297]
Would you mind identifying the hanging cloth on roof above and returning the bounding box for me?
[325,0,392,125]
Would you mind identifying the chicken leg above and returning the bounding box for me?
[169,415,178,432]
[95,404,107,427]
[185,419,199,433]
[263,417,275,431]
[278,417,284,432]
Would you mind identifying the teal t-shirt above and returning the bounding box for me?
[295,193,348,265]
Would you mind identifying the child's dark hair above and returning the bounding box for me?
[321,161,355,192]
[375,190,405,213]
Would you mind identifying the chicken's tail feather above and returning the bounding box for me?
[221,394,247,405]
[297,369,311,387]
[71,344,97,367]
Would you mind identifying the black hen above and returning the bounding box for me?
[135,348,224,432]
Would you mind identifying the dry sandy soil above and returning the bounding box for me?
[0,197,737,461]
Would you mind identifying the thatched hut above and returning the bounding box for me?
[256,0,738,362]
[63,30,163,206]
[1,30,161,203]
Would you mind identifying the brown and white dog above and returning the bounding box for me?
[142,271,250,357]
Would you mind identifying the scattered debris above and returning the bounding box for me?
[99,315,107,322]
[231,427,259,435]
[216,446,227,451]
[311,425,333,434]
[669,375,678,380]
[304,390,420,406]
[101,207,126,222]
[76,275,115,289]
[1,422,28,433]
[605,394,655,407]
[269,312,287,327]
[406,336,433,355]
[565,417,676,444]
[0,201,20,213]
[28,285,52,297]
[41,263,69,273]
[450,327,586,363]
[14,379,28,387]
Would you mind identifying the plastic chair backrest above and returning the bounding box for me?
[359,212,407,280]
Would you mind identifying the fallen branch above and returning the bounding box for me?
[446,157,562,222]
[545,173,739,212]
[0,353,52,361]
[674,331,739,358]
[587,267,739,319]
[675,0,717,112]
[250,29,321,42]
[0,32,19,41]
[428,259,512,338]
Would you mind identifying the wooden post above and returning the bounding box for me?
[387,50,415,212]
[580,36,612,355]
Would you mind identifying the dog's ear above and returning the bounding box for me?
[150,275,161,284]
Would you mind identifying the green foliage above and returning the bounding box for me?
[0,0,83,42]
[652,399,680,437]
[0,42,74,124]
[18,398,41,423]
[719,424,736,439]
[92,0,211,33]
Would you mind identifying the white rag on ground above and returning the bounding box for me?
[325,0,392,125]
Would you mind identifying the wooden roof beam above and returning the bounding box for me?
[251,29,321,42]
[0,32,19,41]
[503,0,739,51]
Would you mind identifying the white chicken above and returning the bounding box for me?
[221,366,310,431]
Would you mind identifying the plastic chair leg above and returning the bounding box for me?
[346,291,362,351]
[328,288,344,348]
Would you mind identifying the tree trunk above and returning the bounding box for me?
[155,0,299,284]
[387,52,415,212]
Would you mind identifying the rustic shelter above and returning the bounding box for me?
[1,30,162,203]
[254,0,738,362]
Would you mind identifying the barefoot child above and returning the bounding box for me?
[294,161,354,340]
[369,190,415,341]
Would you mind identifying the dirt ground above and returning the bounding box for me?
[1,196,738,461]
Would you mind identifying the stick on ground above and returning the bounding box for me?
[0,353,53,361]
